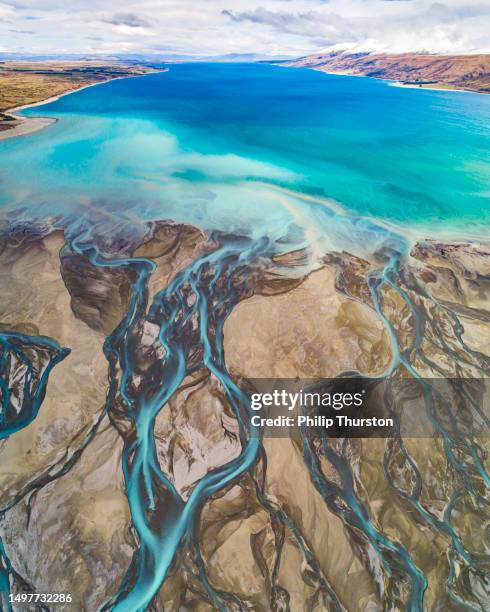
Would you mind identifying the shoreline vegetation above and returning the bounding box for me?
[286,51,490,94]
[0,60,163,140]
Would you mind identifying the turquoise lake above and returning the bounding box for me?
[1,62,489,253]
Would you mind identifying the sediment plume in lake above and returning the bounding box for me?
[0,213,488,611]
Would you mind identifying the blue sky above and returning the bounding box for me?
[1,1,489,56]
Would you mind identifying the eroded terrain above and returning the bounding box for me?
[0,216,489,610]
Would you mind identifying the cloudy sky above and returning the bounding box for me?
[1,0,489,57]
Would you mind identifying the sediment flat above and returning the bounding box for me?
[0,217,487,609]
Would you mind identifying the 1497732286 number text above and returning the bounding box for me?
[9,593,73,604]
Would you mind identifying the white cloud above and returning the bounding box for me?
[1,1,489,56]
[0,2,16,21]
[97,39,139,51]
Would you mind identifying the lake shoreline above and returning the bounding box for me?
[300,66,487,95]
[0,70,168,142]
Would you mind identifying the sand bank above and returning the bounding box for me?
[0,115,57,141]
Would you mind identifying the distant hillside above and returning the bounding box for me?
[288,52,490,93]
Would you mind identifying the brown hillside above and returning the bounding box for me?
[289,52,490,93]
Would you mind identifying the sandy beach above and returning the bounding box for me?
[0,115,57,141]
